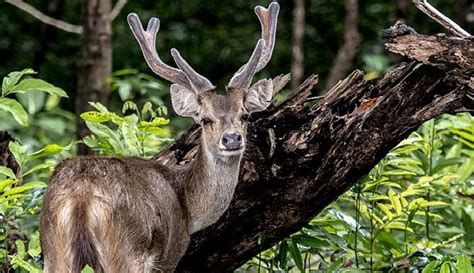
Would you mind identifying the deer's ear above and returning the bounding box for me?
[244,79,273,113]
[170,84,200,120]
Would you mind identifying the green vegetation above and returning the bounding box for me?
[238,114,474,272]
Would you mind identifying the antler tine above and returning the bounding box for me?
[171,48,215,92]
[127,13,214,92]
[228,39,265,89]
[228,2,279,89]
[254,2,279,73]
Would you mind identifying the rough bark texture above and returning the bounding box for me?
[324,0,360,91]
[150,23,473,272]
[76,0,112,155]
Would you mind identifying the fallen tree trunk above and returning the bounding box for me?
[152,23,473,272]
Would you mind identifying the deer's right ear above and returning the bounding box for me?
[170,84,200,121]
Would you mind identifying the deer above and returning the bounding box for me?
[39,2,279,272]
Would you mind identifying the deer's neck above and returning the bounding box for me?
[183,142,242,234]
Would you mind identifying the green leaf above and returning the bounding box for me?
[0,179,16,192]
[9,78,68,97]
[15,239,26,258]
[81,111,112,123]
[2,181,46,196]
[432,158,465,173]
[0,97,28,126]
[85,122,123,152]
[383,170,417,176]
[457,254,473,273]
[27,144,65,161]
[8,141,27,167]
[385,222,413,232]
[22,161,56,177]
[16,90,46,114]
[422,261,438,273]
[27,231,42,258]
[327,257,344,273]
[81,265,95,273]
[439,262,451,273]
[89,101,109,113]
[377,203,393,221]
[292,234,330,248]
[288,240,304,271]
[0,166,15,179]
[2,68,36,96]
[120,123,141,156]
[461,209,474,245]
[388,190,402,216]
[9,255,42,273]
[122,101,138,113]
[419,201,448,208]
[278,240,288,270]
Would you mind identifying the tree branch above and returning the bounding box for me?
[5,0,82,34]
[412,0,471,38]
[150,22,472,272]
[109,0,127,21]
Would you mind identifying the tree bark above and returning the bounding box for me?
[324,0,360,91]
[76,0,112,155]
[290,0,305,90]
[151,23,472,272]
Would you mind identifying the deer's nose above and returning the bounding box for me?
[221,132,243,150]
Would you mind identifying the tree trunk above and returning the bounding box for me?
[324,0,360,91]
[150,23,472,272]
[76,0,112,155]
[290,0,305,90]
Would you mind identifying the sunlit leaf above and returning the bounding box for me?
[0,166,15,179]
[0,97,28,126]
[422,261,439,273]
[456,254,473,273]
[388,190,402,216]
[10,78,68,97]
[2,68,36,96]
[81,111,112,123]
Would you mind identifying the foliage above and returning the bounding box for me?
[1,141,72,272]
[0,69,68,127]
[81,101,172,158]
[0,69,74,151]
[239,113,474,272]
[0,70,73,272]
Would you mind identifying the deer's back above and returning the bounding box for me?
[40,156,190,271]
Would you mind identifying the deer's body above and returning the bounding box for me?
[40,3,279,272]
[41,144,241,271]
[41,157,189,272]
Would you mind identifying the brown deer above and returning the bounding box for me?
[39,2,279,272]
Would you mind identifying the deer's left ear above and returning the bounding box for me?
[244,79,273,113]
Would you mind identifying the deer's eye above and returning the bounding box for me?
[201,117,214,126]
[240,114,249,122]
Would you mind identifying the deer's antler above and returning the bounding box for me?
[229,2,280,89]
[127,13,215,92]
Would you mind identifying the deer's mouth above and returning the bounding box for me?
[219,147,244,156]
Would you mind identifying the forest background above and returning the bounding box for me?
[0,0,473,272]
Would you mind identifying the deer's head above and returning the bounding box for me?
[128,3,279,158]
